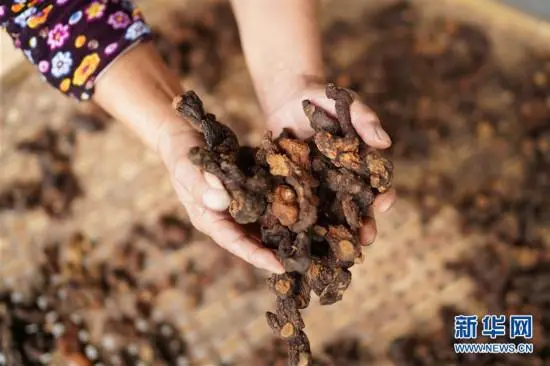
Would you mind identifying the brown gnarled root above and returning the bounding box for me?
[175,92,268,224]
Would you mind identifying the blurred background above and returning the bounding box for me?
[1,0,549,365]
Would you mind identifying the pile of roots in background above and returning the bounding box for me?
[318,1,549,364]
[1,0,549,364]
[0,210,262,365]
[152,2,241,92]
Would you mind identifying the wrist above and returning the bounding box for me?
[93,43,193,152]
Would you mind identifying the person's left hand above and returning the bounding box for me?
[264,83,397,246]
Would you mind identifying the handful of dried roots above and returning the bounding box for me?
[173,84,393,365]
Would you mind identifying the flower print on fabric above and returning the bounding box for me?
[0,6,7,25]
[73,53,100,86]
[13,7,36,27]
[2,0,152,100]
[27,4,53,29]
[51,51,73,78]
[104,42,118,55]
[47,23,70,49]
[23,49,34,64]
[86,2,106,21]
[125,21,149,41]
[68,10,82,25]
[38,60,50,73]
[108,11,130,29]
[10,3,25,15]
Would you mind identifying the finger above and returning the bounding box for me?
[304,89,392,149]
[170,159,229,210]
[359,208,377,246]
[192,207,284,273]
[349,101,391,149]
[373,188,397,213]
[156,120,230,210]
[202,172,232,211]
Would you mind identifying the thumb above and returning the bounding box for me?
[171,158,231,212]
[157,121,231,210]
[349,100,392,149]
[202,172,231,211]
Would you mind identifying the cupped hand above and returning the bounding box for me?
[264,84,397,246]
[156,119,285,273]
[93,43,285,274]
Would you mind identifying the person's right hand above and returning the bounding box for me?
[155,119,285,273]
[93,43,284,274]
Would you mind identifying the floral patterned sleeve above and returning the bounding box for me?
[0,0,152,101]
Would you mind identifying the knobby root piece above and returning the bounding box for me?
[271,185,299,226]
[184,108,267,224]
[318,268,352,305]
[173,91,238,155]
[326,83,356,138]
[326,225,360,267]
[365,151,394,193]
[289,331,312,366]
[302,100,341,135]
[278,136,312,170]
[340,193,361,229]
[278,232,311,274]
[268,273,296,298]
[266,298,304,341]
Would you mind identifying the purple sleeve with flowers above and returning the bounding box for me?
[0,0,152,100]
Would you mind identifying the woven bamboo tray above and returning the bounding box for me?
[1,1,549,365]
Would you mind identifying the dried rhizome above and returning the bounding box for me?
[173,84,393,365]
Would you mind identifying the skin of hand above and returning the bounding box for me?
[264,84,397,246]
[231,0,397,246]
[93,42,285,273]
[93,0,395,274]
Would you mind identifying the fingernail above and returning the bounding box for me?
[204,172,225,190]
[257,251,285,274]
[360,218,377,246]
[374,126,392,145]
[202,189,231,211]
[377,197,395,213]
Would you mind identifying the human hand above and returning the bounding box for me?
[93,43,284,274]
[264,83,397,246]
[156,121,285,273]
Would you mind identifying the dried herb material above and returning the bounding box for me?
[323,0,549,267]
[153,2,241,91]
[0,181,42,212]
[0,230,192,366]
[174,91,269,224]
[322,338,374,366]
[155,214,190,250]
[447,243,550,363]
[388,306,533,365]
[70,102,111,132]
[0,126,83,218]
[173,85,393,365]
[131,212,191,251]
[244,337,374,366]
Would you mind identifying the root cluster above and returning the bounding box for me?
[173,84,393,365]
